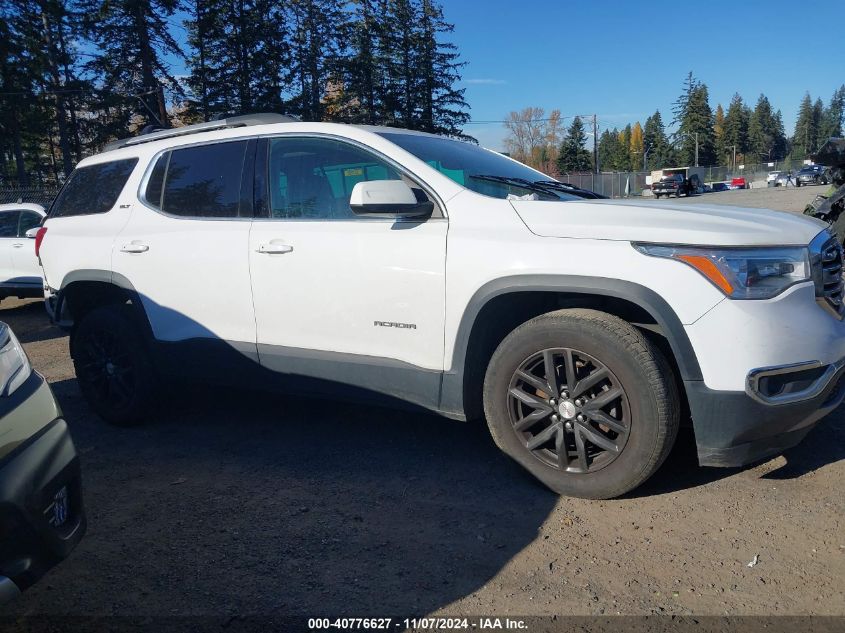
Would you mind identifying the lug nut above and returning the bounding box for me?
[551,414,559,422]
[564,421,573,430]
[577,414,586,422]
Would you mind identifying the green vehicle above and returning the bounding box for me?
[0,321,84,602]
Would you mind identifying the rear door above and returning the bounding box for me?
[112,139,256,354]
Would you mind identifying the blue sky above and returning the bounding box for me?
[166,0,845,151]
[444,0,845,150]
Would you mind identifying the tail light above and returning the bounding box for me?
[35,226,48,258]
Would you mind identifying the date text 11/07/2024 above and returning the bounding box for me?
[307,617,528,630]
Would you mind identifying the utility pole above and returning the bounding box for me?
[732,145,736,171]
[593,114,599,173]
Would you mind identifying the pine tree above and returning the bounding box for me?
[722,93,748,165]
[820,85,845,140]
[287,0,346,121]
[747,94,786,163]
[185,0,290,121]
[556,116,592,173]
[713,104,726,164]
[643,110,672,169]
[812,97,825,151]
[673,74,715,166]
[597,128,620,172]
[792,93,817,159]
[611,125,632,171]
[415,0,469,136]
[344,0,381,123]
[79,0,184,130]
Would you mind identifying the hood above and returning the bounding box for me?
[510,198,828,246]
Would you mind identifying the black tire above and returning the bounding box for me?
[654,193,661,199]
[71,304,158,426]
[483,309,679,499]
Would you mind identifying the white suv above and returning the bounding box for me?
[36,114,845,498]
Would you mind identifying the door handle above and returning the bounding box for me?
[12,243,23,248]
[120,241,149,254]
[257,242,293,255]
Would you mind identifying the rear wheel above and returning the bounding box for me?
[71,305,158,426]
[483,309,679,499]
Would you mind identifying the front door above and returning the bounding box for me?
[10,209,45,283]
[0,211,19,284]
[248,135,447,409]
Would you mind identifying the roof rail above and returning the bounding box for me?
[103,113,298,152]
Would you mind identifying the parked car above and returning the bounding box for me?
[729,177,749,189]
[0,321,85,602]
[711,182,730,192]
[797,165,830,186]
[652,173,700,198]
[767,171,787,187]
[37,114,845,499]
[0,204,45,303]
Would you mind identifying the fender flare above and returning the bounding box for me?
[439,275,704,416]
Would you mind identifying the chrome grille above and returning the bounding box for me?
[811,232,844,318]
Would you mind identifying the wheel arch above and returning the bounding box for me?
[56,271,152,341]
[440,276,703,420]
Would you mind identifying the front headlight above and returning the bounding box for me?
[0,322,31,396]
[634,243,811,299]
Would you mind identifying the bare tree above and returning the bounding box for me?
[503,107,561,172]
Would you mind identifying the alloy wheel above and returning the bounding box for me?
[507,347,630,473]
[76,329,135,410]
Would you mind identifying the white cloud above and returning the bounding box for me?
[465,78,507,85]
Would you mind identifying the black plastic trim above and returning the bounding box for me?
[685,366,845,467]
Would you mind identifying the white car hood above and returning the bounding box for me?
[511,198,828,246]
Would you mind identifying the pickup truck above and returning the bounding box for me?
[652,173,699,198]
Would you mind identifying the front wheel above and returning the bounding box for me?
[483,309,679,499]
[71,305,158,426]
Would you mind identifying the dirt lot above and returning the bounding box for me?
[664,184,826,212]
[3,186,844,622]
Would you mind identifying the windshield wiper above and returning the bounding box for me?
[469,174,562,197]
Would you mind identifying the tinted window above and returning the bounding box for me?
[267,137,406,219]
[160,141,247,218]
[50,158,138,217]
[144,153,168,209]
[0,211,19,238]
[18,211,42,236]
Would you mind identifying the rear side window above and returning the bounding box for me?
[50,158,138,218]
[18,211,42,236]
[145,141,248,218]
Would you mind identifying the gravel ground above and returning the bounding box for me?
[3,186,843,622]
[653,184,825,212]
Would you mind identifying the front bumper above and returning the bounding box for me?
[685,359,845,467]
[0,372,85,600]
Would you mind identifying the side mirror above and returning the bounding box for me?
[350,180,433,219]
[25,227,39,239]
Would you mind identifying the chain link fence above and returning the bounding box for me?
[0,187,59,208]
[560,158,816,198]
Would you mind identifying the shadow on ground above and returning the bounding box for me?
[0,300,64,344]
[10,378,558,617]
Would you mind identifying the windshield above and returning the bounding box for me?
[377,132,579,201]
